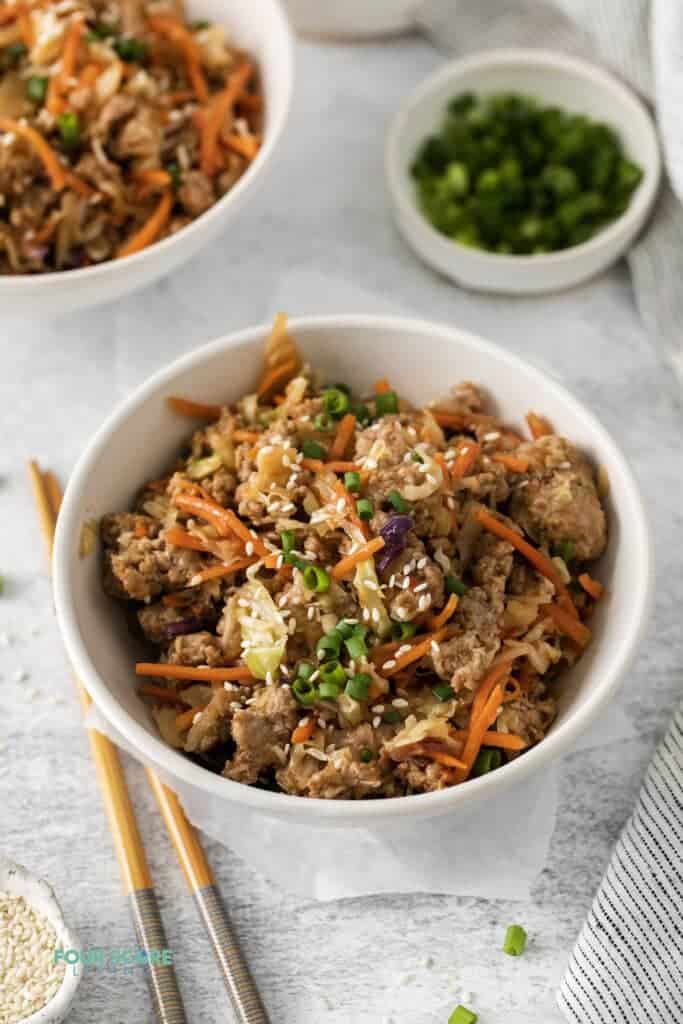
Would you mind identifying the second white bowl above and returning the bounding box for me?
[386,49,662,294]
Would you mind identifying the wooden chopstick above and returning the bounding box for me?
[29,463,271,1024]
[27,462,187,1024]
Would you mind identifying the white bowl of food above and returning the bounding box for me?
[283,0,416,39]
[386,50,661,294]
[0,857,81,1024]
[0,0,293,316]
[53,314,652,829]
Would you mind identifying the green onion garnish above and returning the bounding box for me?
[432,683,455,702]
[387,490,409,513]
[335,620,356,640]
[318,679,342,700]
[296,661,315,682]
[446,575,467,597]
[114,36,148,62]
[448,1007,478,1024]
[356,498,374,521]
[317,631,342,660]
[26,75,48,104]
[391,621,417,640]
[554,539,576,563]
[503,924,527,957]
[280,530,295,554]
[302,439,327,460]
[190,19,210,30]
[319,660,346,688]
[302,565,330,593]
[472,747,502,777]
[353,403,372,424]
[322,388,350,419]
[382,708,402,724]
[375,390,398,416]
[344,632,367,659]
[359,748,374,763]
[57,112,80,149]
[314,413,331,432]
[165,162,182,189]
[345,673,371,701]
[411,450,424,463]
[344,471,360,493]
[4,42,27,64]
[292,677,318,706]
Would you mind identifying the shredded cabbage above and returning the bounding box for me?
[401,450,444,501]
[235,573,287,679]
[354,557,392,638]
[187,454,223,480]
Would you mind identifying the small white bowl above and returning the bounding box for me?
[53,315,653,831]
[386,49,662,294]
[0,858,81,1024]
[0,0,293,317]
[283,0,416,38]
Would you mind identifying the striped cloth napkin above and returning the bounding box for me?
[557,700,683,1023]
[416,0,683,396]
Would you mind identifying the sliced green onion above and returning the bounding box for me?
[411,450,424,463]
[89,20,118,38]
[356,498,374,521]
[335,620,356,640]
[387,489,409,513]
[472,747,502,777]
[4,42,27,64]
[165,162,182,189]
[391,621,417,640]
[382,708,402,724]
[375,390,399,416]
[344,471,361,493]
[57,112,80,149]
[432,683,455,702]
[503,924,527,957]
[446,575,467,597]
[317,631,342,660]
[318,680,342,700]
[554,539,576,563]
[114,36,147,62]
[26,75,48,104]
[333,382,351,395]
[302,439,327,460]
[345,673,371,701]
[359,747,374,763]
[314,413,332,431]
[303,565,330,593]
[280,530,295,554]
[353,403,372,425]
[190,19,210,30]
[448,1007,478,1024]
[292,677,318,706]
[319,660,346,688]
[296,661,315,682]
[322,388,350,418]
[344,632,367,659]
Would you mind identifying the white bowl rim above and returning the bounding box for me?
[0,857,81,1024]
[386,47,662,267]
[0,0,294,293]
[53,313,654,824]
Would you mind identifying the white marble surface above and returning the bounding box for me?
[1,35,682,1024]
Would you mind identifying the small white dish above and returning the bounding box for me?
[283,0,416,39]
[0,857,81,1024]
[386,49,662,294]
[53,314,653,831]
[0,0,293,317]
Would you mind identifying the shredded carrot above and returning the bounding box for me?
[450,441,481,481]
[470,660,513,724]
[164,526,209,552]
[327,460,361,473]
[189,558,257,584]
[167,396,222,419]
[57,15,84,97]
[450,730,527,751]
[578,573,605,601]
[221,508,268,555]
[374,378,391,394]
[527,412,554,439]
[222,132,260,161]
[233,429,260,443]
[329,413,357,460]
[383,629,446,677]
[256,357,297,401]
[136,663,253,682]
[18,8,33,46]
[333,480,370,539]
[491,453,530,473]
[199,60,254,176]
[64,171,94,197]
[160,89,196,106]
[476,507,577,616]
[138,683,184,705]
[331,537,385,580]
[133,522,148,539]
[76,61,102,89]
[424,750,467,770]
[45,74,64,116]
[273,394,286,406]
[237,92,263,112]
[0,7,19,25]
[117,189,172,259]
[367,679,385,701]
[0,118,66,190]
[428,593,459,631]
[543,602,592,648]
[433,452,450,479]
[174,491,235,537]
[133,167,172,200]
[147,15,208,102]
[291,718,316,744]
[176,705,206,731]
[431,410,467,430]
[454,683,506,782]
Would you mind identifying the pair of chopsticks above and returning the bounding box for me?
[28,462,270,1024]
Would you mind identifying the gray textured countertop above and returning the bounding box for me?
[1,35,681,1024]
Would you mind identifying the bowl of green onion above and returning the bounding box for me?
[386,49,661,294]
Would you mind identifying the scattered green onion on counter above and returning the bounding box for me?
[503,924,528,957]
[411,92,643,254]
[448,1006,478,1024]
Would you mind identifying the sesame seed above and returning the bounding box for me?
[288,618,297,634]
[307,606,316,620]
[483,431,501,442]
[396,644,412,657]
[192,712,203,725]
[430,640,439,653]
[418,594,431,611]
[336,498,346,513]
[364,579,378,591]
[276,554,284,569]
[392,698,409,708]
[417,557,428,569]
[414,582,428,593]
[362,608,371,621]
[371,608,380,623]
[281,502,295,513]
[401,577,411,590]
[298,716,310,727]
[389,574,396,587]
[373,716,381,728]
[365,458,377,470]
[245,541,255,556]
[309,670,320,683]
[371,705,385,713]
[446,496,456,509]
[382,659,397,670]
